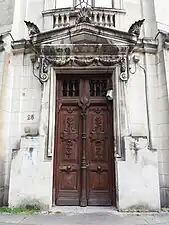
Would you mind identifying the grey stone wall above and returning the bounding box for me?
[0,0,15,27]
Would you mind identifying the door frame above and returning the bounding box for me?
[50,67,123,207]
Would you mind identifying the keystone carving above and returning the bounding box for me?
[24,21,40,36]
[128,19,145,37]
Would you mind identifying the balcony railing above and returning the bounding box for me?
[42,7,125,31]
[53,8,115,28]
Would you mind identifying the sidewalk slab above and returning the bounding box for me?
[0,214,28,223]
[0,207,168,225]
[22,213,148,225]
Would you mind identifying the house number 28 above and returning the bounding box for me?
[27,114,34,120]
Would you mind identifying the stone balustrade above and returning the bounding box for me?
[42,7,126,31]
[42,7,125,31]
[53,8,116,28]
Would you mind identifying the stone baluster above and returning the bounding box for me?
[61,14,64,27]
[55,14,59,28]
[105,14,108,27]
[66,13,70,26]
[94,13,97,23]
[98,13,102,25]
[100,13,103,26]
[110,15,114,27]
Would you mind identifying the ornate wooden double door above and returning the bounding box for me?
[54,75,115,206]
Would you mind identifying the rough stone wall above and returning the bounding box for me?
[9,136,53,209]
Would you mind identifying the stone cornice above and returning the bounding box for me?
[134,38,158,54]
[11,39,36,54]
[11,26,157,55]
[30,23,137,45]
[11,38,158,55]
[42,7,126,16]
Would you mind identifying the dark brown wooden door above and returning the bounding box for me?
[54,76,115,206]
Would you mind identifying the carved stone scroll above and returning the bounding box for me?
[38,58,50,83]
[119,57,129,81]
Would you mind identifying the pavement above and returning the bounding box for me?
[0,206,169,225]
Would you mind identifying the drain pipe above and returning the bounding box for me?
[132,55,155,151]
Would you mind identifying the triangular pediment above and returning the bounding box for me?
[32,23,137,48]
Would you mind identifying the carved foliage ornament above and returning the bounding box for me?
[46,56,122,67]
[76,7,92,24]
[24,21,40,36]
[75,0,92,24]
[128,19,145,37]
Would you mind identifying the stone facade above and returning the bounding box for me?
[0,0,169,210]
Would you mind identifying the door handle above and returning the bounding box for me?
[97,166,102,173]
[97,166,101,171]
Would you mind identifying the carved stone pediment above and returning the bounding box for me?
[30,23,137,48]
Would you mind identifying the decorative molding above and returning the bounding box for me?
[134,38,158,54]
[46,56,122,67]
[42,8,126,16]
[41,44,123,57]
[128,19,145,37]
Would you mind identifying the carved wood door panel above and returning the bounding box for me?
[55,76,115,206]
[56,105,82,205]
[87,104,114,205]
[55,78,82,205]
